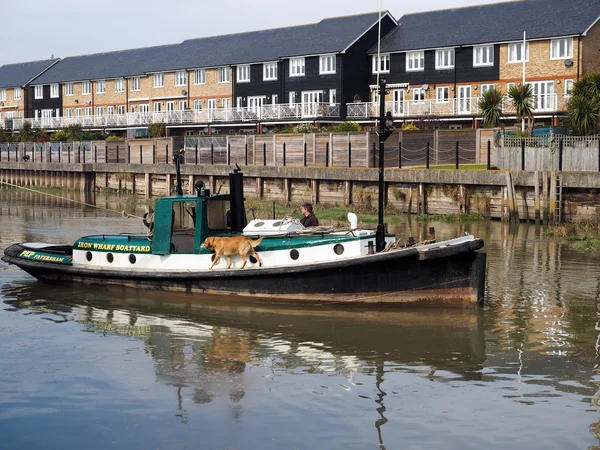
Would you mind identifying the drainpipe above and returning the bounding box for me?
[577,35,581,79]
[91,80,95,116]
[126,78,129,114]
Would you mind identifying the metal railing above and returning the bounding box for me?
[10,103,343,130]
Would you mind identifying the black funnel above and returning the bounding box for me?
[229,171,247,232]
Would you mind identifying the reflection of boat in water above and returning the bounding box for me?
[1,282,486,379]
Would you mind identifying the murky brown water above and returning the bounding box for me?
[1,189,600,449]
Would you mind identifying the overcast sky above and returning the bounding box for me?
[2,0,509,66]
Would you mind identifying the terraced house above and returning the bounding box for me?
[0,59,58,129]
[15,12,396,136]
[353,0,600,128]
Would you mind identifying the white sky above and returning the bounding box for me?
[2,0,510,66]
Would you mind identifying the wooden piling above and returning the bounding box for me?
[534,171,540,223]
[145,174,152,199]
[542,171,549,225]
[549,171,556,223]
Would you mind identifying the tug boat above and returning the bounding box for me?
[2,166,485,307]
[2,81,486,307]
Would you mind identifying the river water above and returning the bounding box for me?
[1,189,600,450]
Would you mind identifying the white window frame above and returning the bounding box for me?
[179,100,187,110]
[5,111,16,120]
[96,106,103,116]
[193,99,202,110]
[551,38,573,60]
[508,42,529,63]
[114,78,124,92]
[175,70,187,86]
[290,58,305,77]
[96,80,106,94]
[565,79,574,97]
[50,83,59,98]
[166,101,174,111]
[436,86,449,103]
[194,69,206,85]
[413,88,425,102]
[154,73,164,88]
[64,83,73,96]
[207,99,217,110]
[66,109,72,118]
[0,89,5,101]
[221,98,230,109]
[107,106,115,115]
[480,84,495,95]
[117,105,125,115]
[263,63,278,81]
[82,81,91,95]
[319,54,336,74]
[153,102,161,113]
[372,54,390,74]
[406,51,424,71]
[84,107,92,116]
[237,65,251,83]
[130,77,140,91]
[34,85,43,99]
[289,91,296,104]
[217,67,230,83]
[435,49,455,69]
[271,94,278,105]
[75,108,82,117]
[473,45,494,67]
[13,87,21,100]
[329,89,337,105]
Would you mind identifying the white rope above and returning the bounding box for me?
[0,180,144,220]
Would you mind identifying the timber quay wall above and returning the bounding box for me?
[1,161,600,223]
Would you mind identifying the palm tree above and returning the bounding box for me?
[478,88,504,129]
[567,73,600,135]
[508,84,534,135]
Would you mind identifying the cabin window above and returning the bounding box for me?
[170,201,198,254]
[207,200,231,230]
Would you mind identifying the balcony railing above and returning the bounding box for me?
[8,95,571,131]
[346,94,566,119]
[10,103,342,130]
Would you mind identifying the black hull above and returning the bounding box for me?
[3,239,486,306]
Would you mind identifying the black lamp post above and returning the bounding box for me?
[376,78,394,253]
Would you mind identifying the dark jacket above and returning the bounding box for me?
[300,213,319,227]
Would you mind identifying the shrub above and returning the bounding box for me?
[148,123,165,138]
[281,123,320,134]
[105,135,121,141]
[333,121,362,132]
[401,122,419,131]
[50,130,70,142]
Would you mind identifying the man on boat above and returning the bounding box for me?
[300,203,319,227]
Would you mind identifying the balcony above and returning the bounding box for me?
[10,103,342,131]
[346,94,567,119]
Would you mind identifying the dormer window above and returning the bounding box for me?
[319,54,336,74]
[435,49,455,69]
[372,54,390,73]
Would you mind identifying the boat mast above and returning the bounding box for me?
[376,77,387,252]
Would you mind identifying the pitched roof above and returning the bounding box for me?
[33,12,392,84]
[373,0,600,53]
[0,59,59,89]
[177,12,391,67]
[33,44,179,84]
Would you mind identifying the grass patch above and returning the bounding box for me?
[571,239,600,252]
[407,164,488,170]
[415,213,488,223]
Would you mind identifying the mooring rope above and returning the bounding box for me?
[0,180,144,220]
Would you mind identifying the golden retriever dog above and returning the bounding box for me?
[203,236,263,270]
